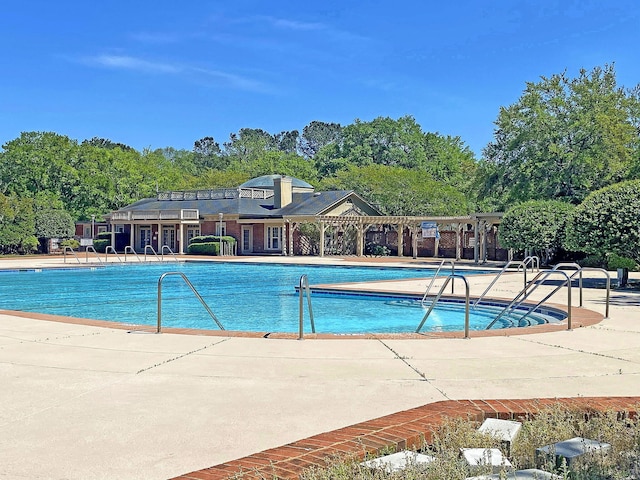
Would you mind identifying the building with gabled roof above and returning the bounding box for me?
[107,175,382,255]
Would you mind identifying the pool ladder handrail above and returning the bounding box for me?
[420,259,456,307]
[144,245,162,262]
[523,255,540,272]
[298,275,315,340]
[157,272,225,333]
[161,245,178,262]
[473,260,527,308]
[105,246,123,262]
[552,262,610,318]
[416,274,471,339]
[124,246,141,262]
[486,270,573,331]
[63,246,81,263]
[84,246,103,263]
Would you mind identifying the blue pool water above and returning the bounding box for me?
[0,262,562,333]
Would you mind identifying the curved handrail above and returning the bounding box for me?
[161,245,178,262]
[298,275,315,340]
[84,245,103,264]
[523,255,540,272]
[581,267,610,319]
[553,263,610,319]
[105,246,123,263]
[473,260,526,308]
[144,245,161,262]
[124,246,141,262]
[553,262,583,306]
[421,259,455,306]
[486,270,572,331]
[63,246,81,264]
[416,274,471,339]
[157,272,224,333]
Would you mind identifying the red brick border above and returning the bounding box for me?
[171,397,640,480]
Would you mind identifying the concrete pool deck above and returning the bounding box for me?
[1,255,639,479]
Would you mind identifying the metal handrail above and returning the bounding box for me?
[486,270,573,331]
[144,245,161,262]
[581,267,611,319]
[523,255,540,271]
[416,274,471,339]
[553,263,583,306]
[473,260,526,308]
[552,263,610,318]
[124,246,141,262]
[421,259,455,306]
[157,272,224,333]
[63,246,81,264]
[298,275,315,340]
[105,246,123,262]
[84,246,103,264]
[161,245,178,262]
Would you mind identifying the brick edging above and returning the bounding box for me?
[172,396,640,480]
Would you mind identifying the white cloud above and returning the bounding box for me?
[85,55,181,74]
[77,54,271,93]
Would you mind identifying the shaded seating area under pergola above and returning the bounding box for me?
[283,212,504,263]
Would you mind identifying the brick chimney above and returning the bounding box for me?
[273,176,292,209]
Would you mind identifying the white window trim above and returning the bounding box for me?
[264,225,283,251]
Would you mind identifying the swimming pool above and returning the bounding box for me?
[0,262,563,333]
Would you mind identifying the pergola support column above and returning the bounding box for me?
[356,220,364,257]
[319,221,326,257]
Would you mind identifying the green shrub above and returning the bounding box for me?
[187,242,219,255]
[577,254,605,268]
[93,239,109,253]
[500,200,574,264]
[60,238,80,250]
[189,235,236,245]
[21,236,39,254]
[607,253,637,271]
[566,180,640,264]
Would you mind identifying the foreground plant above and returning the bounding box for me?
[299,405,640,480]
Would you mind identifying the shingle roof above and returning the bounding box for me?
[116,190,357,218]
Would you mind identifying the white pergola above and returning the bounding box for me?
[283,213,503,263]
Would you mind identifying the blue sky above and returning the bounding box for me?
[1,1,638,158]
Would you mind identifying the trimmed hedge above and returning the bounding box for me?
[187,242,220,255]
[189,235,236,245]
[93,239,109,253]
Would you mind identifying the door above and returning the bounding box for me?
[242,226,253,254]
[162,227,176,251]
[139,227,152,251]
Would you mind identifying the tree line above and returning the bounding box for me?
[1,64,639,262]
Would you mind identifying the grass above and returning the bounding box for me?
[296,405,640,480]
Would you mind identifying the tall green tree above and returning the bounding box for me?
[314,116,477,186]
[223,128,277,164]
[298,121,342,159]
[500,200,574,264]
[320,165,469,216]
[0,132,80,199]
[0,193,37,254]
[478,64,640,209]
[193,136,227,171]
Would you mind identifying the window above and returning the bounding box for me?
[266,226,282,250]
[98,226,107,233]
[215,222,226,236]
[83,227,91,238]
[187,228,200,244]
